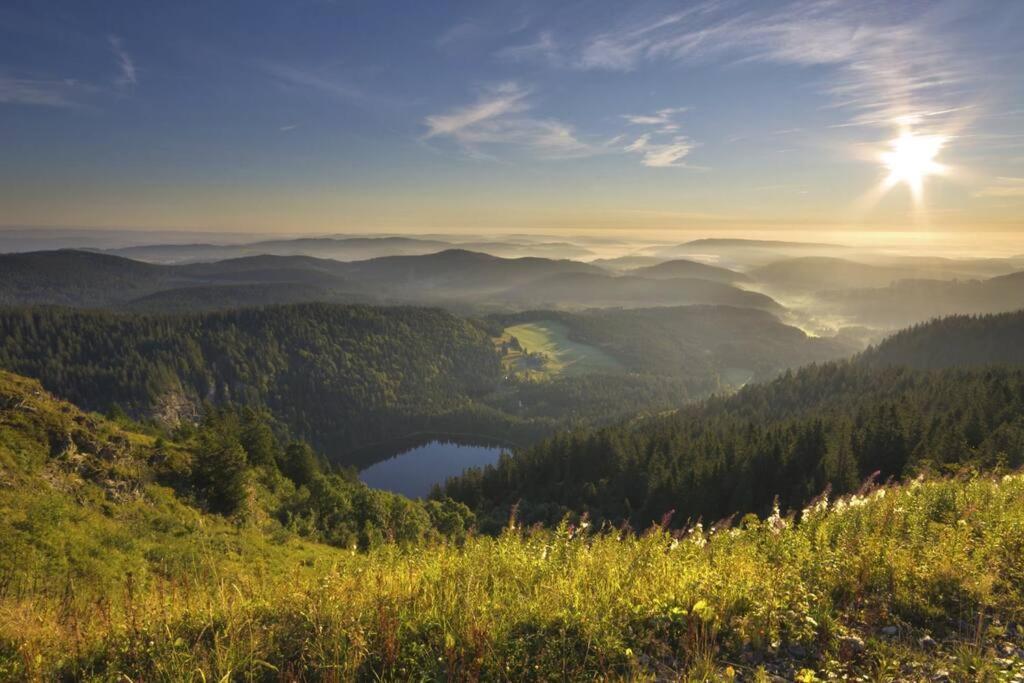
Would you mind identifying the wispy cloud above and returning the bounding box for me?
[0,75,86,107]
[974,177,1024,199]
[424,82,530,138]
[423,82,595,159]
[262,62,366,102]
[618,107,692,133]
[0,33,123,108]
[621,107,695,167]
[623,133,694,168]
[623,107,688,128]
[436,21,488,52]
[108,35,136,87]
[495,31,561,67]
[527,1,983,131]
[424,86,696,167]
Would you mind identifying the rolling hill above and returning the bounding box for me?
[446,311,1024,531]
[626,258,750,283]
[0,304,504,463]
[103,235,454,263]
[496,272,780,311]
[819,271,1024,328]
[101,236,597,264]
[0,249,598,310]
[339,249,602,296]
[860,309,1024,368]
[0,249,176,306]
[496,305,855,391]
[752,256,1023,295]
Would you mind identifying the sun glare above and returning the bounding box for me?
[880,131,948,201]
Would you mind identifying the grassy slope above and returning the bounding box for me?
[2,370,1024,680]
[504,320,624,378]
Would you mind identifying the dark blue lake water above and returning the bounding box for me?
[359,440,505,498]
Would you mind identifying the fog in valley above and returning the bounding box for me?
[5,227,1022,346]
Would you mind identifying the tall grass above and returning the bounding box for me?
[2,474,1023,681]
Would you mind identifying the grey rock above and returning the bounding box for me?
[881,625,899,636]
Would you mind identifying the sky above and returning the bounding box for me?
[2,0,1024,236]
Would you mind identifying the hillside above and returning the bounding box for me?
[2,375,1021,680]
[102,236,596,264]
[104,236,456,263]
[0,250,366,309]
[861,310,1024,368]
[819,273,1024,329]
[0,304,504,464]
[0,250,176,306]
[497,273,780,311]
[0,303,753,467]
[339,249,602,297]
[444,359,1024,530]
[627,258,750,283]
[0,249,607,311]
[497,306,854,390]
[752,257,928,292]
[588,254,668,271]
[752,257,1023,298]
[122,282,367,313]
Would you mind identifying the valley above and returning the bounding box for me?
[4,3,1024,678]
[2,234,1024,680]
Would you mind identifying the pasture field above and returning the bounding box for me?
[501,320,623,378]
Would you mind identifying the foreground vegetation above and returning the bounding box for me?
[4,468,1024,680]
[1,368,1023,679]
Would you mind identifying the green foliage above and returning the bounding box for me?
[191,412,251,515]
[445,361,1024,529]
[861,309,1024,369]
[494,305,854,390]
[4,470,1023,681]
[0,304,503,464]
[2,367,1024,680]
[0,369,471,560]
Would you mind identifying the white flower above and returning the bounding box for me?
[767,503,788,533]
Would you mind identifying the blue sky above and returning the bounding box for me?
[2,0,1023,234]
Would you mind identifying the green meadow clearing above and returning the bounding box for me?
[502,320,623,378]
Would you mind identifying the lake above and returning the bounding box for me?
[359,440,505,498]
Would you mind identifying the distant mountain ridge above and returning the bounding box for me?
[680,238,842,249]
[627,258,750,283]
[0,249,784,313]
[98,236,595,264]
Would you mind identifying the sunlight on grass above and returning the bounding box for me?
[3,474,1023,680]
[502,320,623,378]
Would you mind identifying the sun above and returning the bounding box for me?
[880,131,948,201]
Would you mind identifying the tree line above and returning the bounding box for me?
[442,362,1024,531]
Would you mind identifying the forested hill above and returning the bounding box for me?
[0,249,789,313]
[495,305,854,384]
[0,304,503,462]
[444,359,1024,531]
[860,309,1024,369]
[0,249,172,306]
